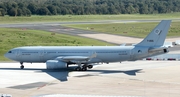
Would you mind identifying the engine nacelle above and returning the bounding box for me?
[46,60,67,69]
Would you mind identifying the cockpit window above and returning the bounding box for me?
[8,51,12,53]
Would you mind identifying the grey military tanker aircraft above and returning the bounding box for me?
[4,20,171,71]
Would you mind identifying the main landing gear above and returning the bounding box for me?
[75,64,93,71]
[20,62,24,69]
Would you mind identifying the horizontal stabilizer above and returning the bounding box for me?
[148,47,168,52]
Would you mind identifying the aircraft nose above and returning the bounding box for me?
[4,51,18,61]
[4,52,16,60]
[4,53,10,59]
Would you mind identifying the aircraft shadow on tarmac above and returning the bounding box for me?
[86,69,143,76]
[0,67,72,82]
[0,66,143,82]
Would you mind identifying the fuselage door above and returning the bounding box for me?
[15,49,20,56]
[130,49,134,60]
[39,49,44,56]
[39,49,44,62]
[15,49,22,61]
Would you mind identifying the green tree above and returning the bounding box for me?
[18,2,25,9]
[17,8,23,16]
[0,0,180,15]
[8,8,17,16]
[0,3,6,14]
[126,3,136,14]
[0,8,5,16]
[61,7,68,15]
[72,5,84,15]
[47,5,57,15]
[101,6,108,14]
[139,5,148,14]
[36,7,50,15]
[22,8,31,16]
[158,4,167,13]
[26,9,32,16]
[11,2,18,8]
[55,6,61,14]
[27,3,37,14]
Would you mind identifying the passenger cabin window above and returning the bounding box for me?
[8,51,12,53]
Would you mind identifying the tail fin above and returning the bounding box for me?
[136,20,171,47]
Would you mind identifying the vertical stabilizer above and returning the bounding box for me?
[136,20,171,47]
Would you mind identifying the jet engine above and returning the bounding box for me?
[46,60,67,69]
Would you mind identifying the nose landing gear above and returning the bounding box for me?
[20,62,24,69]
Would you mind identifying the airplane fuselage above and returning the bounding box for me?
[5,46,151,63]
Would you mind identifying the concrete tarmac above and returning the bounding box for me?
[0,60,180,97]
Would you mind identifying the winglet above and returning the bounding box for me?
[136,20,171,47]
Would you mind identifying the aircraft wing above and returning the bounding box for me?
[55,52,97,63]
[62,56,90,60]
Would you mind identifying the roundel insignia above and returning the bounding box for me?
[154,29,160,35]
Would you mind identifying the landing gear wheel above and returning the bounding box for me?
[20,65,24,69]
[82,67,87,71]
[20,62,24,69]
[87,65,93,69]
[75,67,81,71]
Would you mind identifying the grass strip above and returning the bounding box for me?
[64,21,180,38]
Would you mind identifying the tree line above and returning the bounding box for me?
[0,0,180,16]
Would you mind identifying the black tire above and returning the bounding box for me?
[82,64,87,68]
[82,67,87,71]
[75,67,81,71]
[20,65,24,69]
[87,65,93,69]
